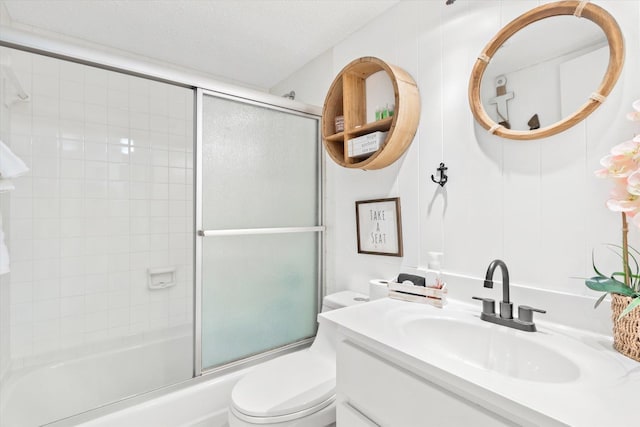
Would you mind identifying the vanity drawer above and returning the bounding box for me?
[337,340,516,427]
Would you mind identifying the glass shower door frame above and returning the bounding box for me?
[194,88,324,376]
[0,29,324,424]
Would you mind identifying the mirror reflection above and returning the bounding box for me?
[480,15,608,132]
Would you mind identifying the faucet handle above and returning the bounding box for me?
[518,305,546,323]
[472,296,495,315]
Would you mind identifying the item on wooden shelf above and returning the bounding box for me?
[335,115,344,133]
[348,131,387,159]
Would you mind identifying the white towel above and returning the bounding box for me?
[0,140,28,276]
[0,140,28,178]
[0,230,9,275]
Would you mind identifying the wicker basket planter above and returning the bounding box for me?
[611,294,640,362]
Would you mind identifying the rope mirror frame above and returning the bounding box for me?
[468,1,624,140]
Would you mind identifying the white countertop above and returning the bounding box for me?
[320,297,640,426]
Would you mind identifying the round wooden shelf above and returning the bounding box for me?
[322,57,420,170]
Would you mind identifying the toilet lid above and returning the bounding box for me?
[231,350,335,418]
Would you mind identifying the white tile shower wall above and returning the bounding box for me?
[0,277,8,381]
[0,46,12,381]
[273,1,640,300]
[4,48,194,366]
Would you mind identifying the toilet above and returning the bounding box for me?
[228,290,368,427]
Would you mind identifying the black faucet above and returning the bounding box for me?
[484,259,512,319]
[473,259,546,332]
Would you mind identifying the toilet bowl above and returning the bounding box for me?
[228,290,368,427]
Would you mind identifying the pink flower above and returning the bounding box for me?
[607,178,640,215]
[599,99,640,225]
[611,138,640,158]
[627,100,640,121]
[628,171,640,196]
[593,99,640,294]
[606,197,640,215]
[626,111,640,121]
[596,154,638,178]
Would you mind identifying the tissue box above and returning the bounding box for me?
[348,131,387,158]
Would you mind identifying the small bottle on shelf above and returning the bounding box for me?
[382,103,395,119]
[375,106,383,121]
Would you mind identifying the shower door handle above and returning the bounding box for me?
[198,226,325,237]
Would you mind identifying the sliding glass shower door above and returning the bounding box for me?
[198,92,321,370]
[0,46,195,427]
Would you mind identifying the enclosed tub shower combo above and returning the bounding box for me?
[0,29,323,427]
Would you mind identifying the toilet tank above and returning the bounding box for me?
[311,290,368,358]
[321,290,368,312]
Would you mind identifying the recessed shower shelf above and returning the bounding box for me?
[147,267,176,290]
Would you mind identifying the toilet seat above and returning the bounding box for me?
[231,350,336,423]
[230,395,335,424]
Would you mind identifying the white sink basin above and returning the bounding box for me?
[401,317,580,383]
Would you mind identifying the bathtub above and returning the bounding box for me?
[0,332,218,427]
[75,368,248,427]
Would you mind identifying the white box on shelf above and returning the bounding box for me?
[348,131,387,158]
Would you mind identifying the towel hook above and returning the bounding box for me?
[431,162,448,187]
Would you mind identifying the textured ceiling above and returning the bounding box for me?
[3,0,399,89]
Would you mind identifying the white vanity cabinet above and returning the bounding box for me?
[336,340,516,427]
[323,298,638,427]
[336,401,378,427]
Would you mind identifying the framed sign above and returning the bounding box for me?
[355,197,403,257]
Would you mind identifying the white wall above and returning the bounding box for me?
[2,47,194,368]
[269,48,334,106]
[273,0,640,301]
